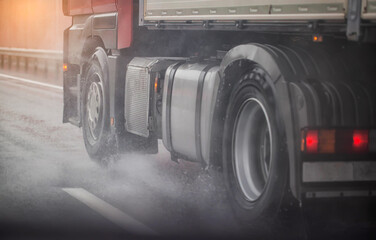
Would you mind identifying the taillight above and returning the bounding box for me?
[352,130,368,152]
[305,130,318,153]
[301,128,375,154]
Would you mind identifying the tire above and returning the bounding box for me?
[222,67,288,226]
[82,50,115,163]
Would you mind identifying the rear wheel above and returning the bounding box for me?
[223,68,288,225]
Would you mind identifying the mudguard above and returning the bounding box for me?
[65,13,118,66]
[216,43,376,200]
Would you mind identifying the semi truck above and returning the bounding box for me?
[62,0,376,224]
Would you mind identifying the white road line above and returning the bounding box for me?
[0,73,63,90]
[62,188,158,236]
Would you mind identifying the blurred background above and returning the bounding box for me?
[0,0,71,50]
[0,0,71,84]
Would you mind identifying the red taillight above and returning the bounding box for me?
[352,130,368,152]
[302,128,374,154]
[306,130,318,153]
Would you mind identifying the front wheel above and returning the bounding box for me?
[223,68,288,225]
[82,49,115,163]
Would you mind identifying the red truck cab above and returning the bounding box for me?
[63,0,133,49]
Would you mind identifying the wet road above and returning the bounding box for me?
[0,72,375,239]
[0,72,241,239]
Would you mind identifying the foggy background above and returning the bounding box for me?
[0,0,71,51]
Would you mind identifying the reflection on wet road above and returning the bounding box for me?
[0,73,240,239]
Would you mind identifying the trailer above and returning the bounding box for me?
[62,0,376,224]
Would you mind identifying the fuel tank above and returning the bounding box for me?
[162,62,220,165]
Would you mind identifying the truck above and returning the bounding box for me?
[62,0,376,225]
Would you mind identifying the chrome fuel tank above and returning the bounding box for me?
[162,62,220,164]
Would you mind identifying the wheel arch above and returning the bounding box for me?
[80,36,106,74]
[79,39,110,128]
[66,12,118,65]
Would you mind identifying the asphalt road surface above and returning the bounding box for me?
[0,72,375,240]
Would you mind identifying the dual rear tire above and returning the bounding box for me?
[222,67,288,225]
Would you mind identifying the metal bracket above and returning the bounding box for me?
[236,20,244,29]
[148,116,155,131]
[202,20,210,29]
[347,0,362,41]
[77,73,82,127]
[139,0,145,26]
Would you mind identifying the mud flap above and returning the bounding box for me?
[63,65,81,127]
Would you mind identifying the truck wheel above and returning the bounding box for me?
[223,68,287,226]
[82,52,113,162]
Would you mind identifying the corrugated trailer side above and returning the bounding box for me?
[140,0,376,41]
[143,0,348,21]
[143,0,376,21]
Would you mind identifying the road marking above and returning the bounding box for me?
[62,188,158,236]
[0,73,63,90]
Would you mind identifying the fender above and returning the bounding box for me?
[64,12,123,129]
[66,15,92,65]
[214,43,376,200]
[66,13,119,66]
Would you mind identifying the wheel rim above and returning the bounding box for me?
[86,73,103,143]
[233,98,272,202]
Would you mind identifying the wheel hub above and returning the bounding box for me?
[87,81,103,140]
[233,98,273,202]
